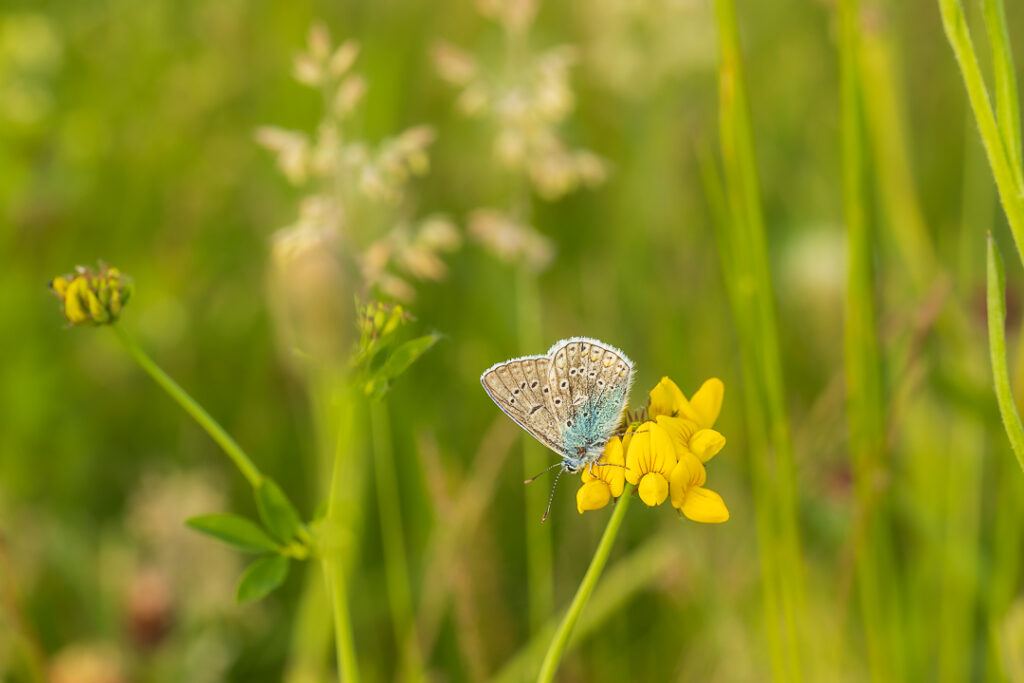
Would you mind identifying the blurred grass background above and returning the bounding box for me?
[3,0,1024,680]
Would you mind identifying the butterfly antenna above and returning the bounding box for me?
[524,461,563,484]
[541,468,564,523]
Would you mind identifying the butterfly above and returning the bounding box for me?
[481,337,634,518]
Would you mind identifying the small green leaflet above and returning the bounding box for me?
[186,514,279,553]
[255,478,305,544]
[237,555,290,603]
[364,333,439,399]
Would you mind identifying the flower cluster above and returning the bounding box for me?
[433,0,606,273]
[257,22,460,302]
[576,377,729,523]
[50,263,132,327]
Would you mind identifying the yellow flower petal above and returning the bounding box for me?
[649,377,683,417]
[655,415,698,455]
[638,472,669,506]
[582,437,625,497]
[689,378,724,429]
[51,276,70,297]
[668,451,706,508]
[621,423,636,455]
[64,278,91,325]
[681,486,729,523]
[648,420,678,475]
[625,426,649,485]
[689,429,726,463]
[577,480,612,513]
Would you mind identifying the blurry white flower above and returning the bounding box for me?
[292,53,322,87]
[333,75,367,117]
[328,41,360,77]
[432,42,479,85]
[255,126,310,185]
[469,208,554,272]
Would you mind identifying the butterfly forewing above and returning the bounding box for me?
[546,338,633,461]
[480,356,565,456]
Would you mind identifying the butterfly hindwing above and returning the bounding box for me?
[480,356,565,456]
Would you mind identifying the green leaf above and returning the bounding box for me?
[186,514,279,553]
[365,333,439,399]
[256,478,304,544]
[236,555,290,603]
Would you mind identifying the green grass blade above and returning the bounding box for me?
[986,234,1024,469]
[982,0,1023,186]
[711,0,805,678]
[938,0,1024,259]
[838,2,903,679]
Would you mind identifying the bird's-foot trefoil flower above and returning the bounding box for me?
[576,376,729,523]
[50,263,133,326]
[625,419,678,506]
[576,436,626,513]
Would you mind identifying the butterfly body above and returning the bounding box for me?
[480,337,634,474]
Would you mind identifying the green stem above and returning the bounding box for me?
[111,324,262,488]
[986,234,1024,470]
[535,492,631,683]
[322,557,360,683]
[322,383,362,683]
[370,400,424,681]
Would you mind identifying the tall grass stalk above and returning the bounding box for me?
[938,0,1024,257]
[981,0,1022,189]
[370,400,425,681]
[710,0,805,678]
[986,237,1024,469]
[838,2,904,678]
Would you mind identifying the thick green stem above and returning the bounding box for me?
[320,382,362,683]
[535,492,631,683]
[111,324,262,488]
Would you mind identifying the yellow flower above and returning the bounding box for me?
[50,264,132,327]
[625,420,677,506]
[576,437,626,513]
[669,450,729,523]
[649,376,724,428]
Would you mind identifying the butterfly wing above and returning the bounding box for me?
[546,338,633,460]
[480,355,566,456]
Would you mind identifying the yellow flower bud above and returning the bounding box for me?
[50,263,132,327]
